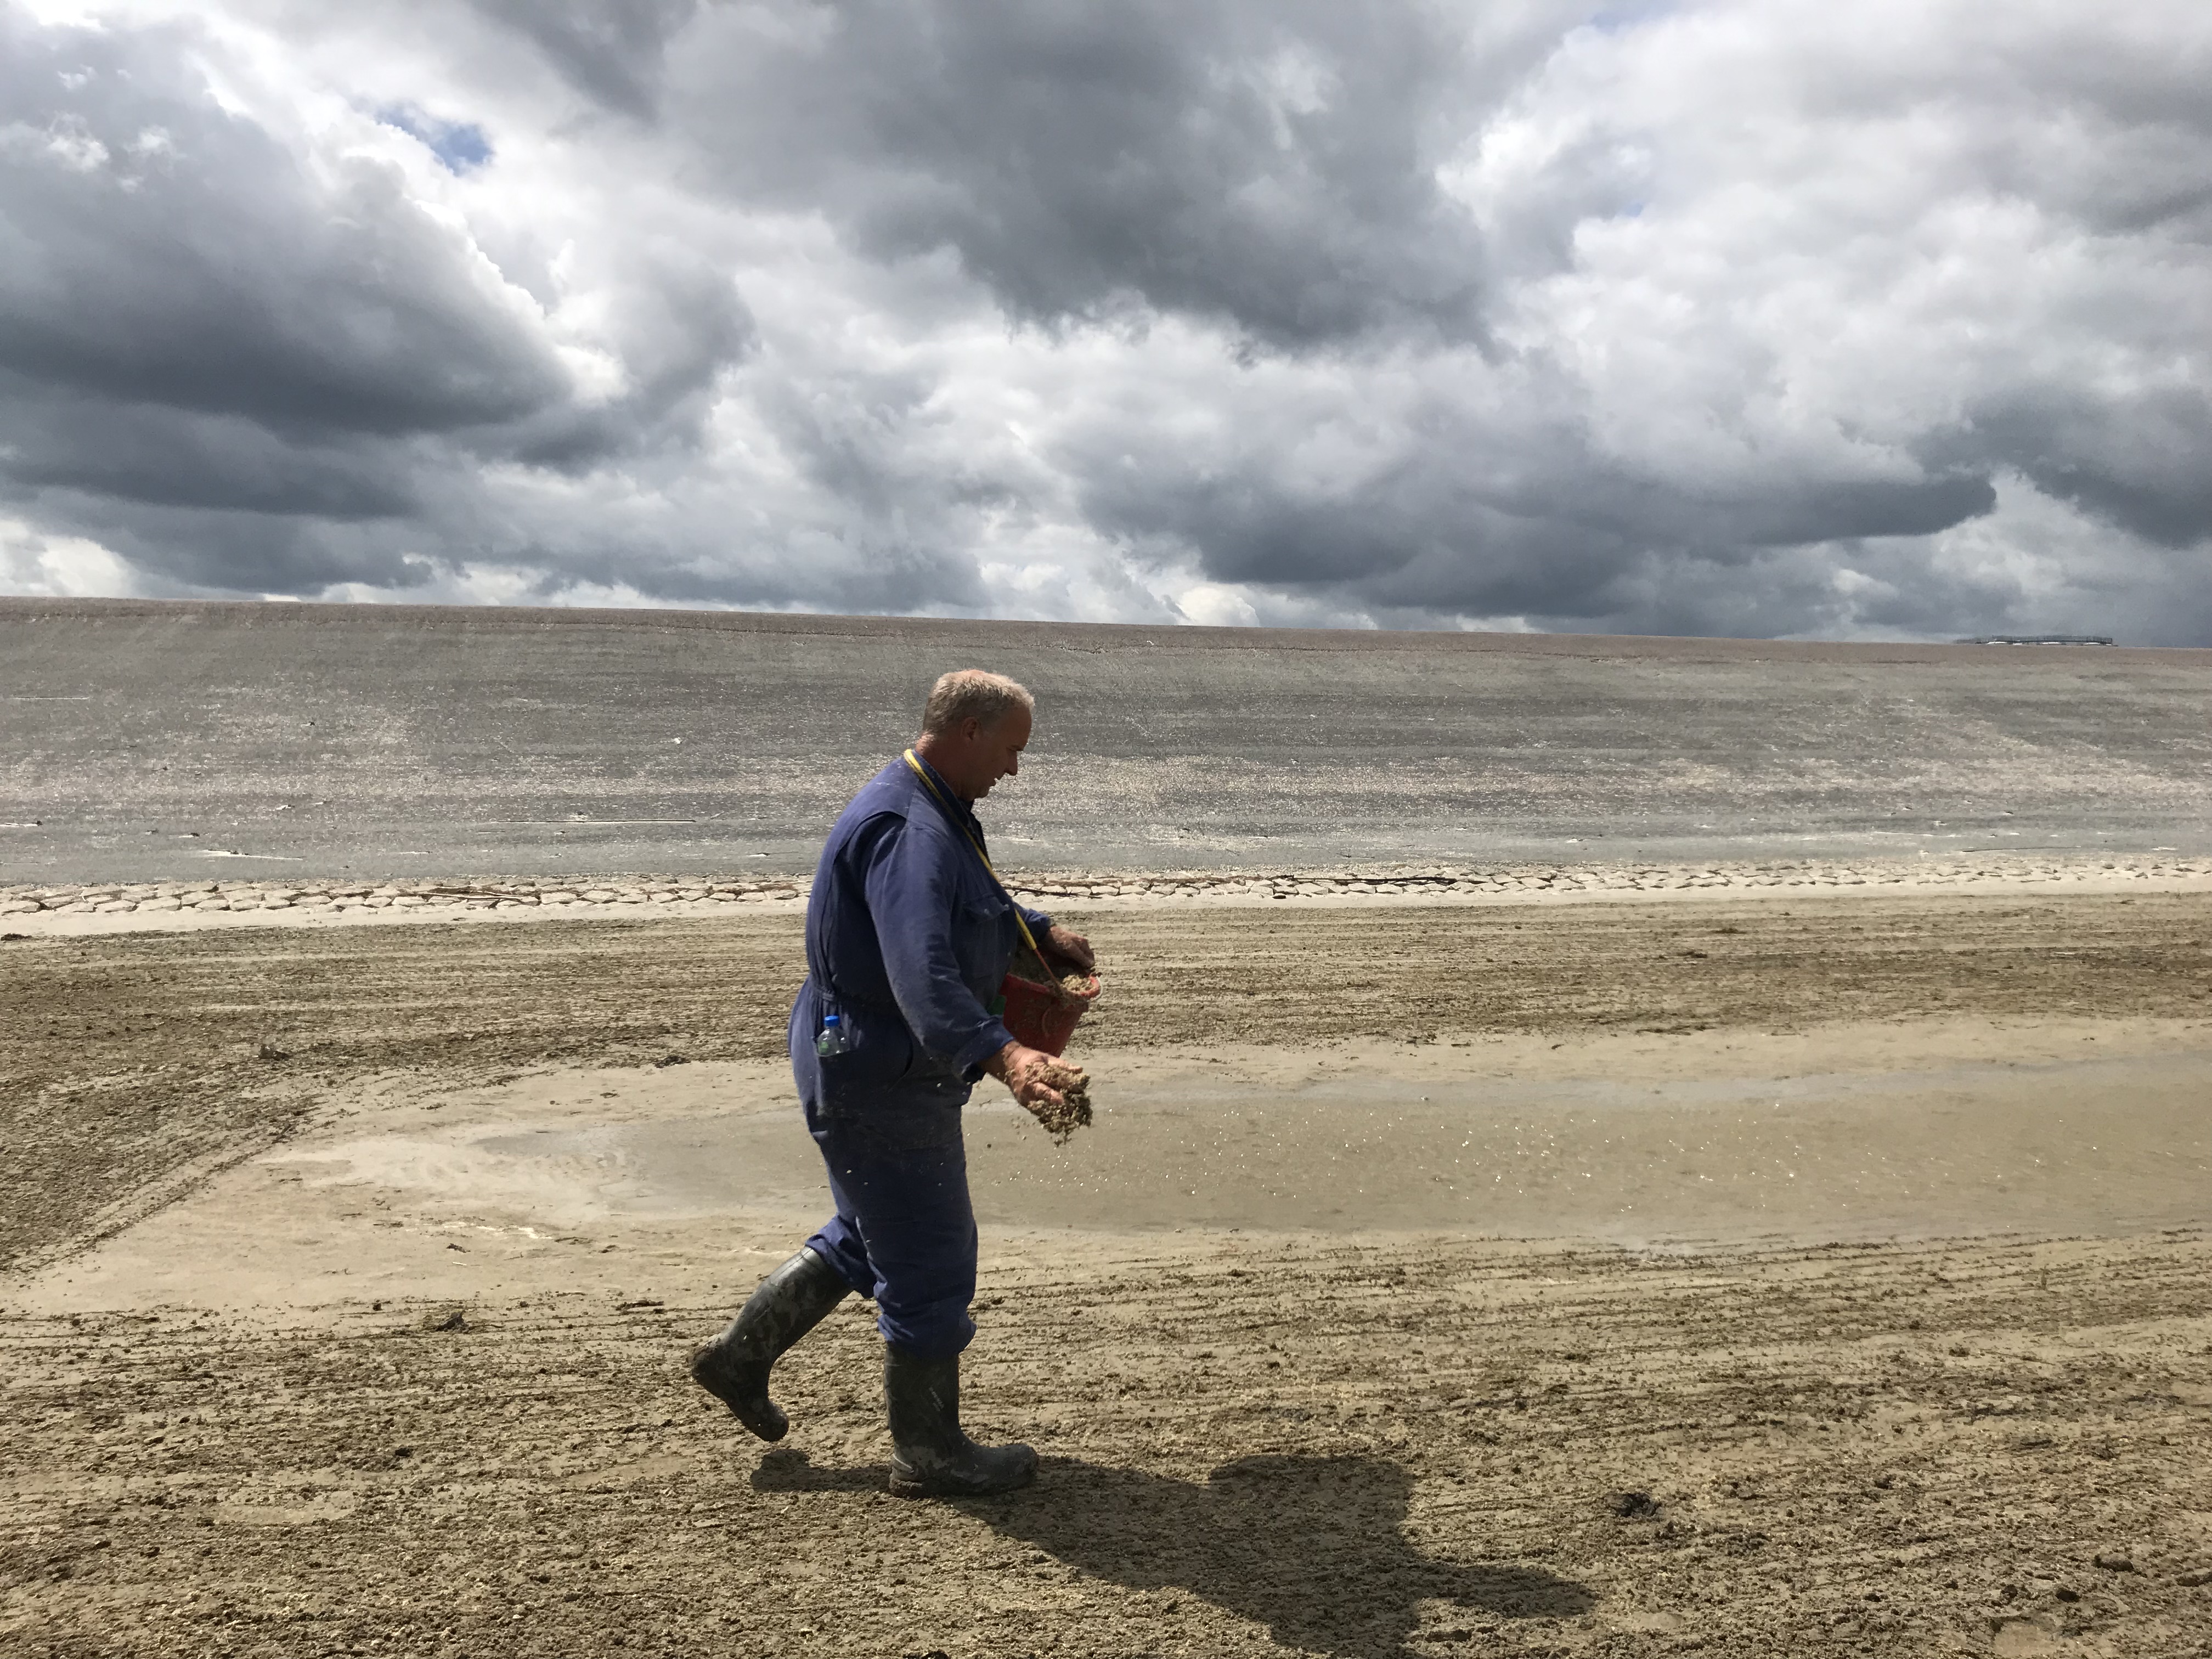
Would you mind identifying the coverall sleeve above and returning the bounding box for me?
[860,817,1017,1079]
[1019,903,1055,941]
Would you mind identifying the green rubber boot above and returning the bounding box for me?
[884,1346,1037,1499]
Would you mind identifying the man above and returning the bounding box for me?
[689,669,1092,1498]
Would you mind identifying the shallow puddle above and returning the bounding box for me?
[454,1044,2211,1245]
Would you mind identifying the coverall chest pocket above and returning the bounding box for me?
[952,887,1017,1000]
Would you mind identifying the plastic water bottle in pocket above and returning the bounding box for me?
[815,1012,852,1058]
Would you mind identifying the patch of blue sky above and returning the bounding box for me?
[1586,1,1675,33]
[375,103,492,174]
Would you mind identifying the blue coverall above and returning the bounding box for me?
[789,753,1055,1357]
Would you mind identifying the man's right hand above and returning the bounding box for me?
[988,1040,1085,1110]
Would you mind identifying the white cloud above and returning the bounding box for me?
[0,515,139,593]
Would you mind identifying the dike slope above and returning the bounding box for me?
[5,598,2210,884]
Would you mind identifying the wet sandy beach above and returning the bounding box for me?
[4,889,2210,1656]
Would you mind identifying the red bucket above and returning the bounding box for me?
[1000,969,1101,1056]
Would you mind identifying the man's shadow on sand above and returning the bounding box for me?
[755,1450,1592,1658]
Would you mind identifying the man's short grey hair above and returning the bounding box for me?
[922,669,1036,736]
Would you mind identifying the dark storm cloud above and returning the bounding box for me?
[467,0,700,119]
[634,0,2208,636]
[33,486,443,596]
[2,0,2208,640]
[0,3,556,579]
[0,14,565,440]
[1937,387,2212,551]
[499,253,758,471]
[1076,400,2002,615]
[665,0,1559,348]
[0,4,757,594]
[0,377,421,518]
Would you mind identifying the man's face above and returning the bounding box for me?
[966,707,1031,799]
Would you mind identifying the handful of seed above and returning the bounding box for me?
[1030,1060,1093,1144]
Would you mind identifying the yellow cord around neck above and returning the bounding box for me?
[902,748,1045,962]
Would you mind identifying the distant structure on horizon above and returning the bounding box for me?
[1956,634,2115,646]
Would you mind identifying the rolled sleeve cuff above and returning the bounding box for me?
[955,1018,1017,1081]
[1020,905,1054,941]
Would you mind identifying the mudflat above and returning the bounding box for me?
[7,892,2212,1265]
[4,892,2210,1656]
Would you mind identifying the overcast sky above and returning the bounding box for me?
[2,1,2207,640]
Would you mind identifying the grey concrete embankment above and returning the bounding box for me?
[4,599,2209,884]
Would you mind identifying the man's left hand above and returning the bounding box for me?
[988,1041,1084,1111]
[1044,923,1094,973]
